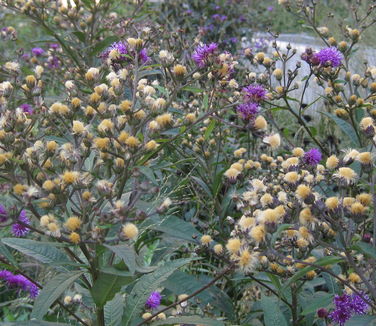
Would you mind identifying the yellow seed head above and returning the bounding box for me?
[200,235,212,245]
[226,238,241,254]
[69,232,80,244]
[65,216,81,231]
[122,223,139,239]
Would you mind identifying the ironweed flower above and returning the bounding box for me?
[236,102,259,120]
[242,84,267,103]
[0,270,39,298]
[192,43,218,67]
[313,47,343,67]
[11,210,30,237]
[303,148,322,165]
[329,293,369,326]
[146,291,162,309]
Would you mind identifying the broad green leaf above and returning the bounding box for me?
[150,316,225,326]
[271,224,293,245]
[91,272,133,308]
[204,120,216,141]
[31,271,83,319]
[0,322,70,326]
[346,315,376,326]
[0,242,18,267]
[122,258,196,326]
[149,215,202,243]
[89,36,118,56]
[104,244,136,275]
[104,293,124,326]
[139,69,162,78]
[283,256,343,289]
[181,86,204,93]
[353,242,376,259]
[2,238,70,269]
[260,296,288,326]
[301,292,334,315]
[191,176,213,198]
[138,166,158,186]
[321,112,360,147]
[163,271,235,321]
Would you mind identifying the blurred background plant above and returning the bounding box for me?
[0,0,376,326]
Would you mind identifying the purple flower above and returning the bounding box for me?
[212,14,227,22]
[49,43,60,50]
[350,293,369,314]
[329,293,369,326]
[146,291,162,309]
[47,56,60,69]
[138,48,150,64]
[0,270,39,298]
[11,210,30,237]
[267,6,274,11]
[303,148,322,165]
[20,103,33,114]
[101,41,128,61]
[242,84,267,103]
[192,43,218,68]
[0,204,8,223]
[313,47,343,67]
[31,47,45,56]
[236,102,259,120]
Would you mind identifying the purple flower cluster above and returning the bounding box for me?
[145,291,162,309]
[101,41,128,60]
[236,84,267,121]
[31,47,45,56]
[329,293,369,326]
[20,103,33,114]
[0,270,39,298]
[212,14,227,22]
[313,47,343,67]
[0,204,7,223]
[11,210,30,237]
[303,148,322,165]
[192,43,218,68]
[101,41,149,64]
[243,84,267,103]
[236,102,260,120]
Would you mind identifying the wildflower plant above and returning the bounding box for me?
[0,0,376,326]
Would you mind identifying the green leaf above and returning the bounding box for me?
[181,86,204,93]
[31,271,83,320]
[2,238,70,270]
[260,296,288,326]
[149,215,202,243]
[138,166,158,186]
[353,242,376,259]
[104,244,136,275]
[73,31,85,42]
[271,224,293,245]
[301,292,334,315]
[0,322,71,326]
[346,315,376,326]
[104,293,124,326]
[283,256,343,289]
[321,112,360,147]
[89,36,118,56]
[163,271,235,321]
[122,258,196,326]
[139,69,162,78]
[91,272,133,308]
[150,316,225,326]
[0,242,18,267]
[204,120,216,141]
[191,176,213,198]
